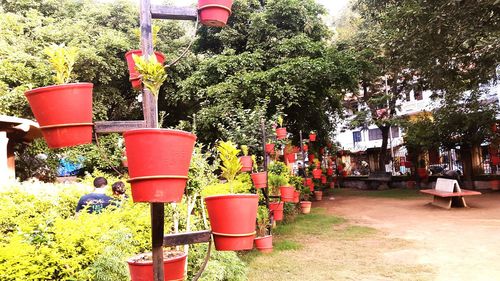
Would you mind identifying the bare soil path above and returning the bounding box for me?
[320,189,500,281]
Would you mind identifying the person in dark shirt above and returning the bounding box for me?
[76,177,113,214]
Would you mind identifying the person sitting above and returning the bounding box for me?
[76,177,113,214]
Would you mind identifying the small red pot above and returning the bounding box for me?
[300,201,312,214]
[285,153,295,163]
[125,50,166,89]
[302,144,308,152]
[205,194,258,251]
[25,83,93,149]
[312,169,322,179]
[127,251,186,281]
[314,191,323,201]
[304,178,313,186]
[327,168,333,176]
[342,171,348,177]
[198,0,233,27]
[309,133,316,141]
[269,202,284,221]
[280,186,295,202]
[251,172,267,189]
[321,175,327,184]
[265,143,275,154]
[239,156,253,172]
[124,129,196,203]
[309,182,314,192]
[254,235,273,253]
[329,181,335,189]
[293,190,300,203]
[309,154,315,162]
[276,127,287,140]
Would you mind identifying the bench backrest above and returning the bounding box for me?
[435,178,461,193]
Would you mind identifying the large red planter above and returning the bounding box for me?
[205,194,258,251]
[25,83,93,149]
[275,127,287,140]
[269,202,284,221]
[127,251,186,281]
[265,143,275,154]
[251,172,267,189]
[309,133,316,141]
[254,235,273,253]
[239,156,253,172]
[312,169,322,179]
[280,186,294,202]
[125,50,166,89]
[293,190,300,203]
[124,129,196,203]
[198,0,233,27]
[300,201,311,214]
[285,153,295,163]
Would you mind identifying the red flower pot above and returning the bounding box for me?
[125,50,166,89]
[327,168,333,176]
[198,0,233,27]
[124,129,196,203]
[304,177,313,186]
[265,143,275,154]
[254,235,273,253]
[285,153,295,163]
[309,182,314,192]
[342,171,348,177]
[251,172,267,189]
[300,201,311,214]
[308,154,315,162]
[329,181,335,189]
[309,133,316,141]
[205,194,258,251]
[321,175,327,184]
[314,191,323,201]
[312,169,322,179]
[239,156,253,172]
[293,190,300,203]
[269,202,284,221]
[127,251,186,281]
[280,186,295,202]
[302,144,308,152]
[25,83,93,149]
[276,127,287,140]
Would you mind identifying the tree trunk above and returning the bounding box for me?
[378,125,390,172]
[461,145,475,189]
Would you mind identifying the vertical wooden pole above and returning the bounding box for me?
[261,119,269,209]
[299,130,306,177]
[140,0,163,280]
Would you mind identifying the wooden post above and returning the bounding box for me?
[261,120,269,209]
[140,0,163,280]
[299,130,306,177]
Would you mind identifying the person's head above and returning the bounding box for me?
[112,181,126,196]
[93,177,108,188]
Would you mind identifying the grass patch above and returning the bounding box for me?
[274,240,302,251]
[333,188,425,199]
[274,208,345,236]
[342,225,377,238]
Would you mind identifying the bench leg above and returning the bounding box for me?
[432,196,452,209]
[451,196,467,208]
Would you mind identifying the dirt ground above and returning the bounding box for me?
[319,189,500,281]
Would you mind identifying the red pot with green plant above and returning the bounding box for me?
[304,177,312,186]
[300,201,311,214]
[312,168,322,179]
[321,175,327,184]
[327,167,333,176]
[280,185,295,202]
[251,171,267,189]
[239,145,253,172]
[265,143,275,154]
[309,154,315,162]
[254,235,273,253]
[25,45,93,149]
[255,206,272,253]
[124,129,196,202]
[198,0,233,27]
[275,116,287,139]
[293,190,300,203]
[285,153,295,163]
[127,250,186,281]
[309,131,317,141]
[269,201,284,221]
[302,144,308,152]
[125,50,165,89]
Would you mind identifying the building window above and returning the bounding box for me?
[368,128,383,140]
[353,131,362,143]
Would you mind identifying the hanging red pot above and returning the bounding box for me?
[314,191,323,201]
[275,127,287,140]
[309,182,314,192]
[280,186,294,202]
[320,147,324,155]
[302,144,308,152]
[309,133,316,141]
[321,175,327,184]
[265,143,275,154]
[239,156,253,172]
[304,177,313,186]
[254,235,273,253]
[127,250,186,281]
[285,153,295,163]
[198,0,233,27]
[269,201,284,221]
[293,190,300,203]
[300,201,311,214]
[308,154,315,162]
[25,83,93,149]
[312,169,322,179]
[205,194,258,251]
[327,168,333,176]
[251,172,267,189]
[124,129,196,203]
[125,50,166,89]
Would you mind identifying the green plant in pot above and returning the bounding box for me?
[268,161,294,202]
[24,44,94,149]
[309,130,317,141]
[202,141,258,251]
[254,206,272,253]
[250,155,267,189]
[239,145,253,172]
[289,175,305,204]
[275,115,287,140]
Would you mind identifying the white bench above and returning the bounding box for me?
[420,178,481,209]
